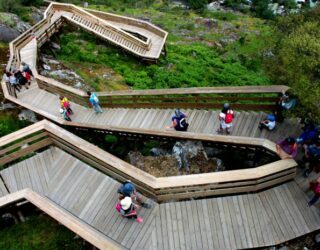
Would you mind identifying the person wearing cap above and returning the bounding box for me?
[117,181,151,209]
[259,113,276,131]
[167,109,189,131]
[276,137,298,159]
[116,196,143,223]
[217,103,234,134]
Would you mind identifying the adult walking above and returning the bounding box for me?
[7,72,21,92]
[87,91,103,113]
[217,103,234,134]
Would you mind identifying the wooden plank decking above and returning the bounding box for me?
[0,147,319,249]
[16,85,302,142]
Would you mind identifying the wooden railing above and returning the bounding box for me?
[0,120,297,202]
[0,189,122,250]
[45,2,154,54]
[35,77,288,111]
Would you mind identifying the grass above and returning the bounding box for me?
[0,215,84,250]
[0,112,31,138]
[53,2,273,90]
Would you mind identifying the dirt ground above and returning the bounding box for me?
[128,151,218,177]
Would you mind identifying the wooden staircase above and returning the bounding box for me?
[44,2,167,60]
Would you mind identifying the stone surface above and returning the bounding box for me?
[18,109,38,123]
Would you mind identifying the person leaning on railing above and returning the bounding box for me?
[276,137,298,159]
[4,71,21,92]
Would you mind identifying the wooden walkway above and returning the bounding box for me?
[0,146,319,249]
[46,3,167,60]
[17,84,302,142]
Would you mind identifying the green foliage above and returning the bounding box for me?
[251,0,275,19]
[185,0,207,10]
[0,215,84,250]
[104,134,118,143]
[0,114,31,137]
[266,6,320,121]
[58,31,270,90]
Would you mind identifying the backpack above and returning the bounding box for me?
[225,113,233,124]
[179,117,188,128]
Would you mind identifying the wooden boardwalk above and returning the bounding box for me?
[0,146,319,249]
[17,84,302,142]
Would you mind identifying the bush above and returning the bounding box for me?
[185,0,207,10]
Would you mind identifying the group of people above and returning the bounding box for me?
[115,181,151,223]
[59,91,103,121]
[4,62,33,92]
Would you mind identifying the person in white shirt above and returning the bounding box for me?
[259,113,276,131]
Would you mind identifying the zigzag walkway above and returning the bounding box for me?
[0,147,319,249]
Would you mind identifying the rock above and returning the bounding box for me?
[43,64,51,70]
[150,148,167,157]
[207,2,223,11]
[315,232,320,243]
[204,147,222,158]
[212,157,225,172]
[172,1,188,9]
[277,246,288,250]
[50,70,68,79]
[103,73,111,80]
[203,18,218,28]
[47,59,60,65]
[18,109,38,123]
[74,81,82,88]
[0,101,16,110]
[16,21,31,33]
[0,213,16,228]
[39,70,49,76]
[127,151,145,170]
[0,25,20,42]
[49,42,61,51]
[172,142,190,171]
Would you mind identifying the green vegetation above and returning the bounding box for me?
[57,2,272,90]
[0,215,84,250]
[266,5,320,121]
[0,0,43,22]
[0,112,31,137]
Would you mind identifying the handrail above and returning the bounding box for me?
[0,189,122,250]
[48,2,151,50]
[0,120,297,201]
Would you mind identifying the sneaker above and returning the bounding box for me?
[216,129,223,134]
[136,217,143,223]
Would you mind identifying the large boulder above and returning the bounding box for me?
[0,25,20,42]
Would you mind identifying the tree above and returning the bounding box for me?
[267,20,320,120]
[185,0,207,10]
[251,0,275,19]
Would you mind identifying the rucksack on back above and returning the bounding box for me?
[179,117,188,128]
[225,113,233,124]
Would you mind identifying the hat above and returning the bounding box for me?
[175,109,182,118]
[267,114,275,122]
[120,197,132,210]
[223,103,230,109]
[59,108,64,114]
